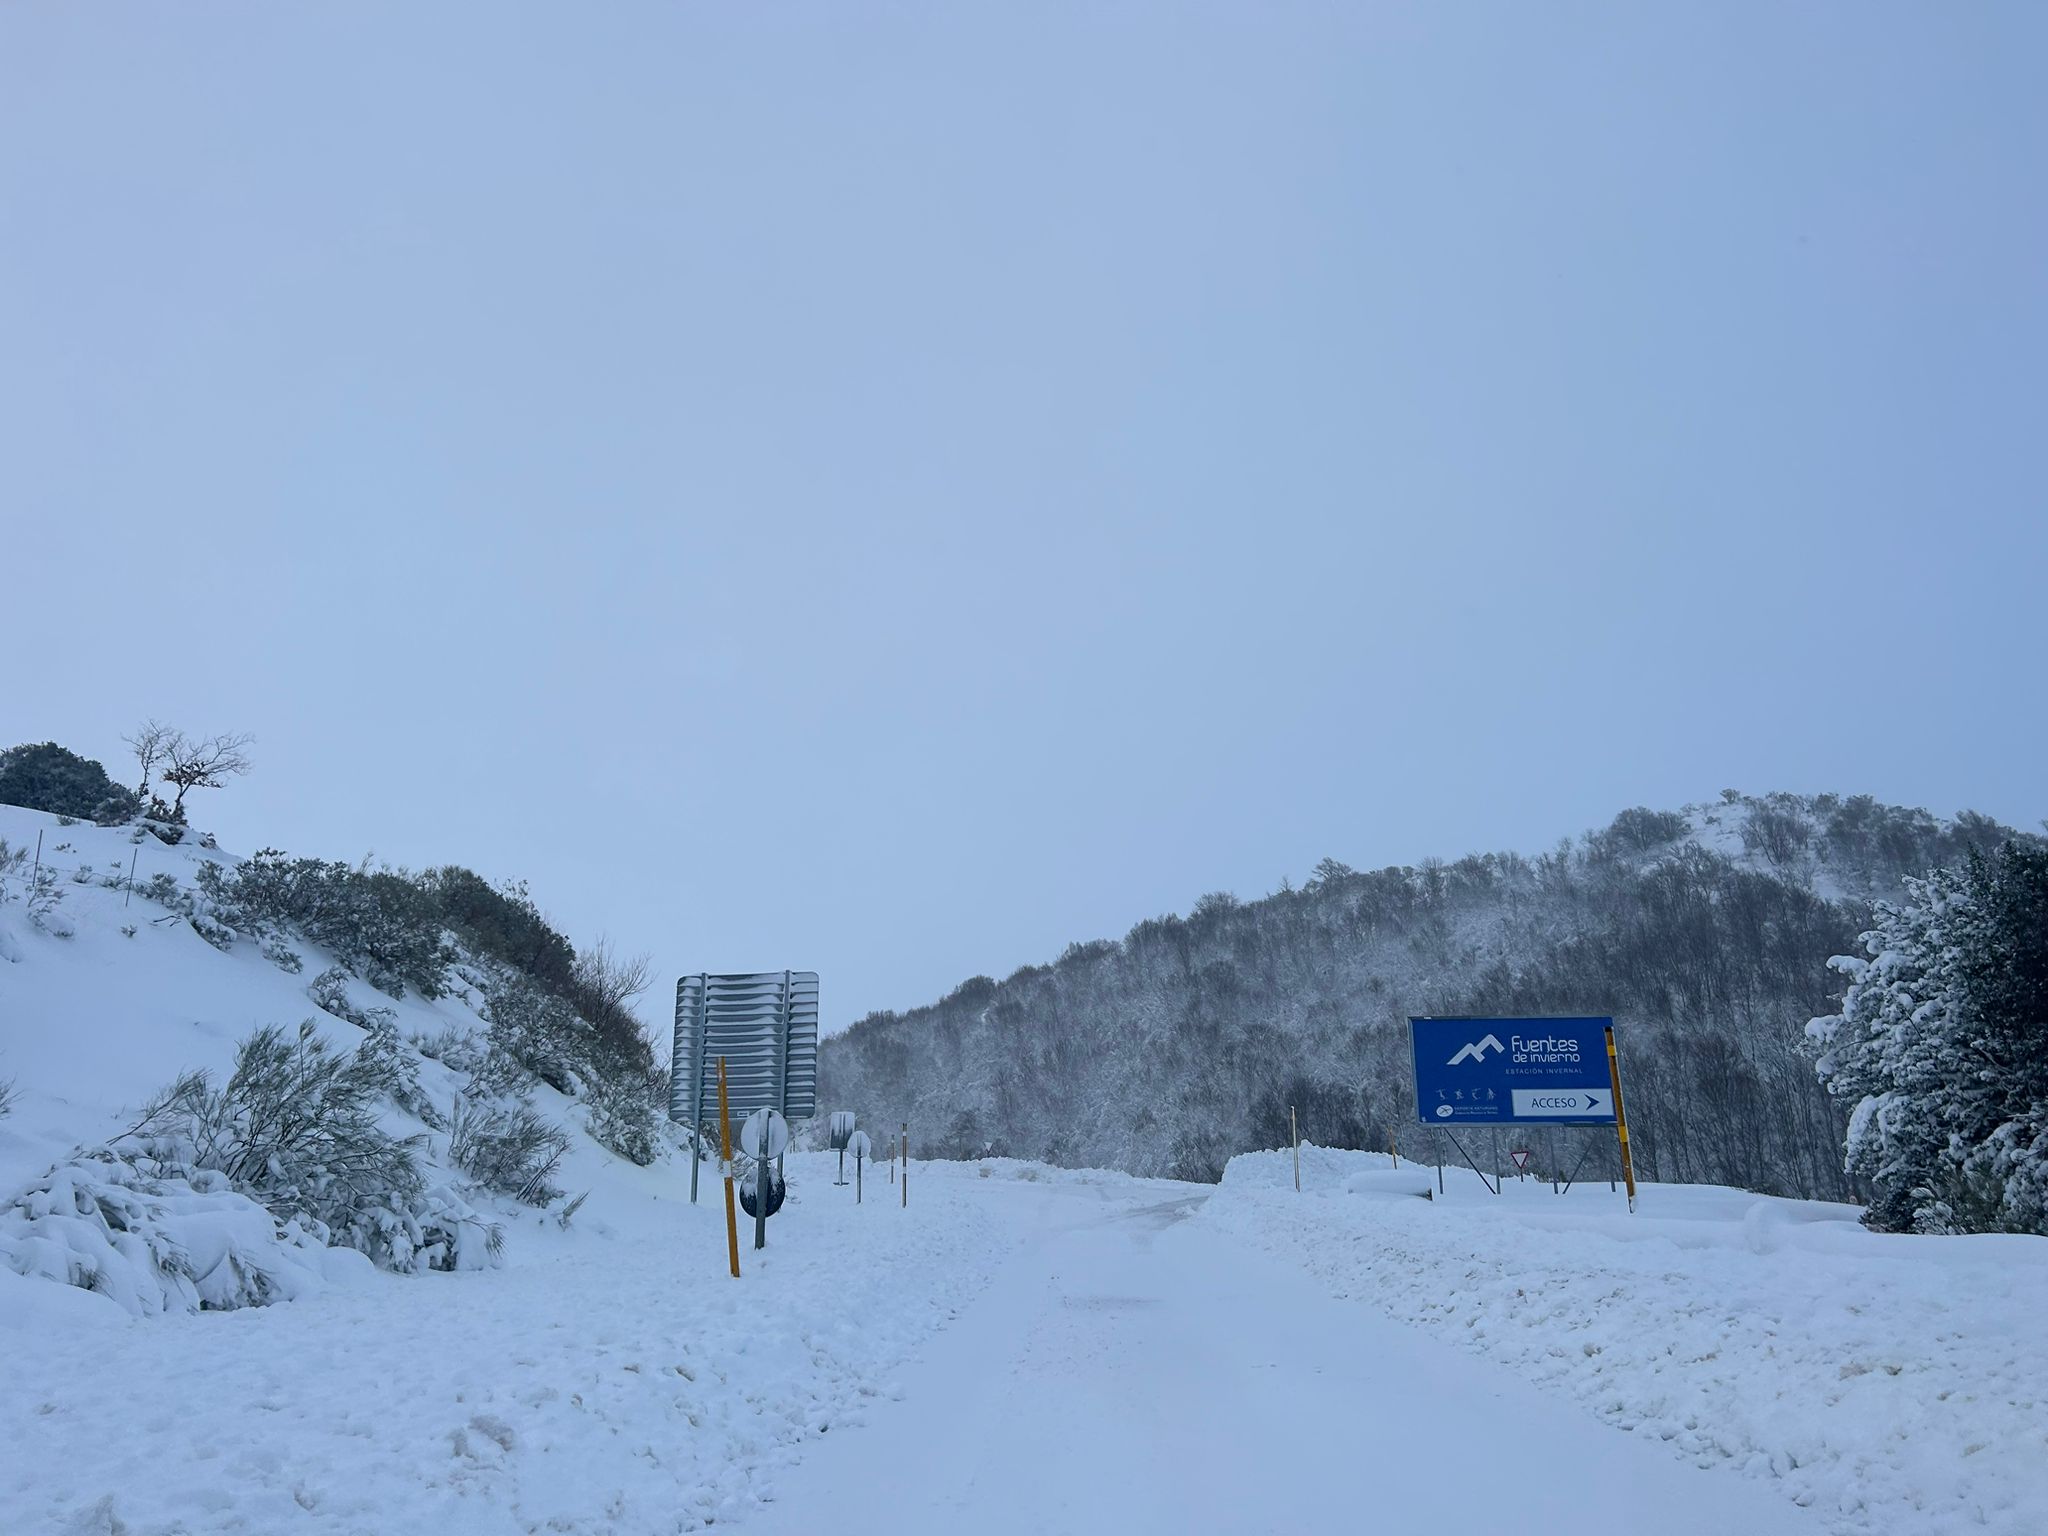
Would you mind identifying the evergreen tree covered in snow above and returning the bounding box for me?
[1809,842,2048,1234]
[0,741,140,824]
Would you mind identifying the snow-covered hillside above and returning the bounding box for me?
[0,801,1065,1529]
[821,792,2036,1194]
[0,802,641,1218]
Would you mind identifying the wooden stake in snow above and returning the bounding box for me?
[1291,1106,1300,1191]
[717,1058,741,1279]
[1605,1025,1638,1213]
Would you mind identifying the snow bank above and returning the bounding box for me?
[967,1155,1187,1193]
[1219,1140,1401,1191]
[1204,1158,2048,1536]
[0,1150,345,1318]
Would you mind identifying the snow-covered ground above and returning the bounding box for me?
[5,803,2045,1535]
[1208,1145,2048,1536]
[2,1152,1065,1534]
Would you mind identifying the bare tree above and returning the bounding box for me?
[160,731,255,819]
[571,936,656,1073]
[573,935,653,1019]
[123,718,177,799]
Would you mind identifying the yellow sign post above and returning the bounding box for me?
[1603,1025,1638,1213]
[717,1057,741,1278]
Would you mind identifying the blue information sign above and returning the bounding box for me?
[1410,1016,1618,1126]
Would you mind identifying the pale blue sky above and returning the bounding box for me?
[5,3,2044,1031]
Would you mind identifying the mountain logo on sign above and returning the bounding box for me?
[1446,1033,1505,1067]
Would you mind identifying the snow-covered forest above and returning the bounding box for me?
[820,793,2040,1200]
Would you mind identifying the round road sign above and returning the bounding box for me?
[740,1107,792,1160]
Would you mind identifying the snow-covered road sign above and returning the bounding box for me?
[672,972,817,1203]
[740,1107,792,1160]
[671,972,818,1123]
[1410,1016,1618,1127]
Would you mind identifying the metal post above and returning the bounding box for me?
[688,977,707,1205]
[755,1143,769,1251]
[124,847,138,908]
[30,831,42,896]
[901,1123,908,1208]
[1443,1130,1501,1196]
[1291,1106,1300,1191]
[856,1147,863,1204]
[1605,1025,1638,1213]
[717,1057,740,1278]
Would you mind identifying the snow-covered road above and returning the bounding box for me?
[749,1185,1814,1536]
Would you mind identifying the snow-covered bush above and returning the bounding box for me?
[196,850,453,999]
[135,870,185,909]
[583,1070,661,1166]
[355,1013,447,1130]
[411,1022,489,1074]
[481,969,592,1096]
[261,935,303,972]
[0,741,137,824]
[1809,841,2048,1235]
[0,1149,333,1317]
[119,1022,493,1270]
[447,1095,568,1205]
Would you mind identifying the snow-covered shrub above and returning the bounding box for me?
[418,865,579,994]
[411,1022,489,1074]
[355,1014,446,1129]
[583,1071,660,1166]
[0,741,136,823]
[261,935,303,972]
[117,1022,489,1271]
[196,850,453,999]
[481,969,591,1096]
[0,1149,332,1317]
[0,1076,15,1119]
[447,1095,568,1205]
[189,910,235,951]
[136,871,185,910]
[307,965,399,1033]
[1810,841,2048,1235]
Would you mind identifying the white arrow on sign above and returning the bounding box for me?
[1509,1089,1607,1118]
[740,1107,792,1159]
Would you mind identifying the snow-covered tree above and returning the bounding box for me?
[1809,843,2048,1234]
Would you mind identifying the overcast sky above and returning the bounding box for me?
[5,3,2043,1035]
